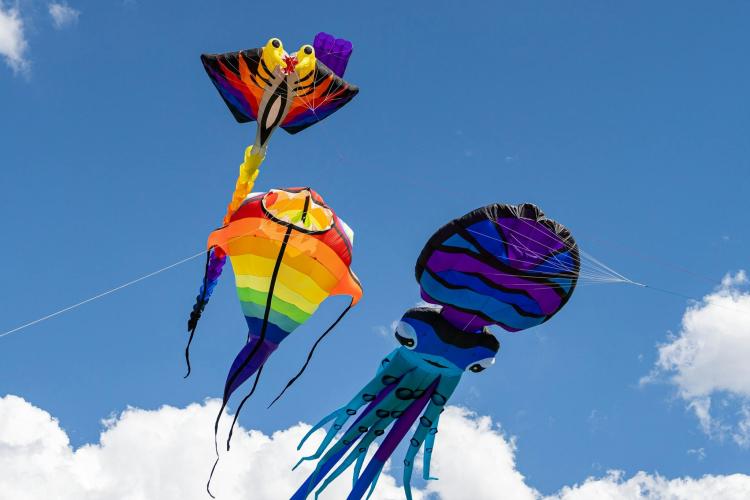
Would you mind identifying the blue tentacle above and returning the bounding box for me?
[422,411,441,481]
[402,375,459,499]
[313,415,393,497]
[347,377,441,500]
[294,367,434,499]
[294,350,404,469]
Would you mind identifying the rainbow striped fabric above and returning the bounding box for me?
[208,188,362,345]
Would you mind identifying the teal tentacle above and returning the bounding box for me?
[315,368,434,469]
[422,411,441,481]
[294,408,343,463]
[314,415,393,497]
[403,375,459,500]
[364,468,383,500]
[294,350,403,469]
[352,449,366,488]
[307,368,435,499]
[296,357,416,498]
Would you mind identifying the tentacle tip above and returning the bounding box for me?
[426,476,439,481]
[292,458,305,471]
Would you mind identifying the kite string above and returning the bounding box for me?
[0,250,209,339]
[0,188,303,341]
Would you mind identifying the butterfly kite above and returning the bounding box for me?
[200,32,359,223]
[291,203,580,500]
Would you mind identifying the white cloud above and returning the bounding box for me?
[421,406,536,500]
[0,2,29,73]
[550,470,750,500]
[49,2,79,29]
[0,395,529,500]
[643,271,750,444]
[1,395,749,500]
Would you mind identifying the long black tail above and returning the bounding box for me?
[267,302,354,409]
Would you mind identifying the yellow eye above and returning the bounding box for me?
[302,45,313,55]
[270,38,281,49]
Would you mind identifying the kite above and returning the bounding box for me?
[184,188,362,494]
[200,32,359,223]
[291,203,580,500]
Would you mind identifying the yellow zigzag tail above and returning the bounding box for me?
[223,146,265,225]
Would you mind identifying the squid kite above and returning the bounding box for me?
[292,203,580,499]
[201,32,358,223]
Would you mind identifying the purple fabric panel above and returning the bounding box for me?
[426,251,563,314]
[437,305,489,332]
[371,377,438,460]
[313,32,353,77]
[224,337,279,399]
[495,218,565,270]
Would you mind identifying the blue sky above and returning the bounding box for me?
[1,1,749,498]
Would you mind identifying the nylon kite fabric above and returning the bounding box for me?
[200,32,358,224]
[184,187,362,497]
[292,203,580,500]
[416,203,580,333]
[200,33,358,146]
[201,188,361,405]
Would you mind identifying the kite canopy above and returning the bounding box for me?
[208,188,362,349]
[200,33,358,135]
[415,203,580,333]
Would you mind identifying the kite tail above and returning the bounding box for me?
[185,247,226,378]
[223,146,265,224]
[206,365,265,498]
[205,338,277,497]
[267,301,354,408]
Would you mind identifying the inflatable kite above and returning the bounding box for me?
[201,32,359,223]
[184,188,362,494]
[291,203,580,500]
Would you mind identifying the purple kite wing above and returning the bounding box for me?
[313,32,353,77]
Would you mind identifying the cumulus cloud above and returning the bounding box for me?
[550,471,750,500]
[0,2,29,72]
[421,406,536,500]
[643,271,750,445]
[1,395,749,499]
[49,2,79,29]
[0,395,532,500]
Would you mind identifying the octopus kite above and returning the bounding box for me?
[292,203,581,499]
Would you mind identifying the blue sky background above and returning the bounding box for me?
[1,0,749,495]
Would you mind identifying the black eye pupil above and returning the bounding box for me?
[272,39,280,48]
[304,46,313,55]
